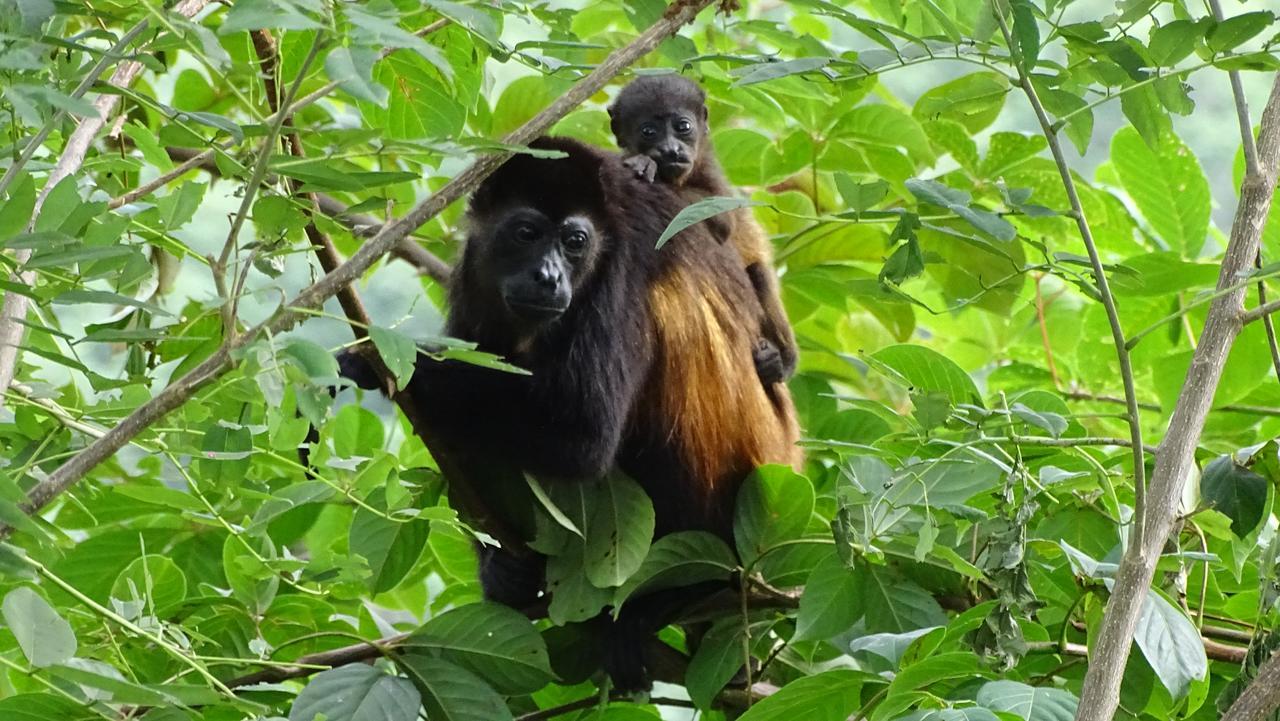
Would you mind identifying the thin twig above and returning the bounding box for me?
[1,0,720,536]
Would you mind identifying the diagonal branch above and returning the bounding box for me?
[0,0,720,538]
[1074,75,1280,721]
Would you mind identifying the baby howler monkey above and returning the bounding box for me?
[608,74,798,387]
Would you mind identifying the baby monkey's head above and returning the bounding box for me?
[609,74,709,186]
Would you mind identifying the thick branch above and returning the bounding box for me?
[1074,75,1280,721]
[0,0,210,407]
[1,0,719,535]
[1222,651,1280,721]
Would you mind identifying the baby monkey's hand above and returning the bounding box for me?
[622,154,658,183]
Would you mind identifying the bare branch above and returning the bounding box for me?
[0,0,211,408]
[1074,74,1280,721]
[1,0,720,536]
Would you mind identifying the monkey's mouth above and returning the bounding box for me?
[505,298,569,323]
[657,160,691,181]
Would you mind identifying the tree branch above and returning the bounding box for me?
[1222,648,1280,721]
[0,0,720,535]
[1073,74,1280,721]
[0,0,210,408]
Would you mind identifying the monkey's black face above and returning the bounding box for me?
[623,109,704,185]
[488,208,599,327]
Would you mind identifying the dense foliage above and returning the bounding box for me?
[2,0,1280,720]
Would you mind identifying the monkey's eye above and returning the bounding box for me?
[674,118,693,134]
[640,125,657,139]
[563,230,589,254]
[514,224,538,244]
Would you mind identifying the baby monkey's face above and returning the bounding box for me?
[623,104,705,185]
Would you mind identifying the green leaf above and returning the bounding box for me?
[325,46,389,104]
[893,710,1001,721]
[220,0,324,33]
[736,670,866,721]
[1110,126,1210,257]
[404,603,553,694]
[195,424,252,485]
[0,176,36,242]
[397,655,514,721]
[1200,455,1267,538]
[289,665,420,721]
[686,618,747,709]
[869,344,982,406]
[1010,1,1041,70]
[835,175,889,212]
[583,472,656,588]
[615,531,736,607]
[795,551,861,641]
[331,404,384,458]
[976,680,1079,721]
[734,465,815,565]
[361,52,465,141]
[1206,11,1275,53]
[370,326,418,391]
[0,695,92,721]
[733,57,832,86]
[2,587,76,667]
[860,566,948,633]
[912,72,1009,133]
[656,196,760,249]
[1149,20,1202,66]
[110,556,188,612]
[1119,85,1171,149]
[888,652,986,696]
[833,105,934,165]
[1128,586,1208,699]
[350,492,430,594]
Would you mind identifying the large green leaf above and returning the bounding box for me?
[398,655,514,721]
[795,551,861,641]
[976,680,1078,721]
[734,465,815,566]
[1129,587,1208,699]
[583,472,656,588]
[869,344,982,406]
[736,670,867,721]
[403,603,553,694]
[1,588,76,667]
[1110,126,1209,257]
[289,665,420,721]
[1200,454,1268,538]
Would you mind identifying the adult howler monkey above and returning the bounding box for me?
[337,136,801,687]
[608,74,799,388]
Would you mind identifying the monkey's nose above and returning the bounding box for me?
[533,262,562,289]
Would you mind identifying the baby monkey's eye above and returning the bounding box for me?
[674,118,693,134]
[641,125,658,138]
[563,230,589,252]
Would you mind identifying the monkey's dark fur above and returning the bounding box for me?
[338,136,801,689]
[609,74,800,387]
